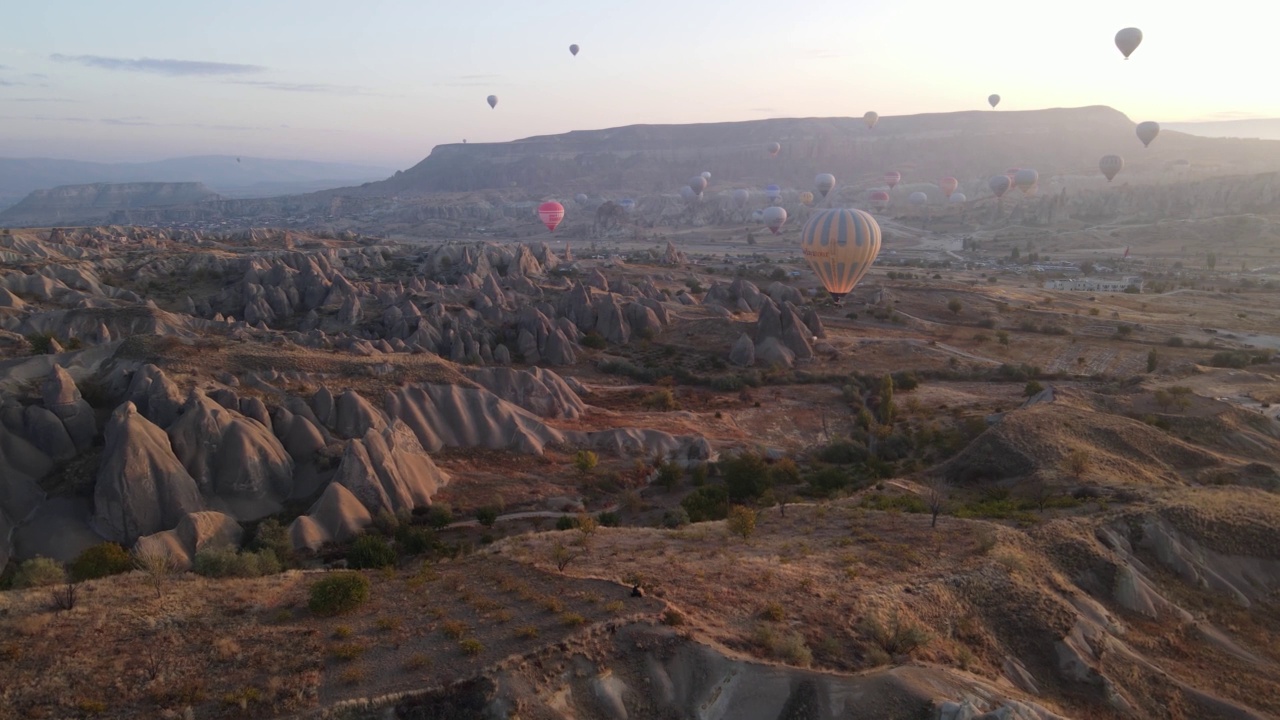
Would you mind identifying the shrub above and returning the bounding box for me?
[662,608,685,626]
[475,507,500,528]
[655,461,682,491]
[859,610,930,657]
[251,518,293,566]
[726,505,757,541]
[581,333,607,349]
[395,525,438,557]
[770,458,801,485]
[1023,380,1044,397]
[555,516,576,531]
[816,440,868,465]
[682,485,729,522]
[516,625,539,639]
[309,572,371,616]
[596,511,620,528]
[69,543,133,582]
[690,464,709,486]
[643,388,679,411]
[329,643,367,662]
[425,504,454,530]
[761,602,785,622]
[459,638,485,655]
[347,535,396,570]
[662,506,690,528]
[25,332,57,355]
[13,557,66,589]
[722,452,772,502]
[573,450,598,475]
[560,612,586,627]
[947,299,962,315]
[440,620,469,639]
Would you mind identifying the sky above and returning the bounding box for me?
[1,0,1275,169]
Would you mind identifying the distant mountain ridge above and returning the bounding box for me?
[1163,118,1280,141]
[0,182,222,226]
[0,155,394,210]
[353,106,1280,198]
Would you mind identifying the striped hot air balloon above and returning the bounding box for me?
[538,201,565,232]
[868,190,890,211]
[799,191,815,207]
[884,171,901,189]
[800,208,882,302]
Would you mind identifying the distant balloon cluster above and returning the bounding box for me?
[507,26,1155,301]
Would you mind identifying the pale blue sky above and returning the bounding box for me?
[0,0,1273,168]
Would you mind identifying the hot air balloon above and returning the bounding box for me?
[939,177,959,198]
[700,171,711,181]
[765,184,781,202]
[486,95,498,109]
[732,188,750,208]
[988,94,1000,108]
[619,198,636,213]
[909,191,928,207]
[689,176,707,196]
[1136,121,1160,148]
[868,191,890,211]
[764,206,788,235]
[680,186,697,201]
[538,201,564,232]
[864,111,879,129]
[751,209,765,222]
[799,192,815,207]
[815,173,836,198]
[800,208,883,302]
[575,193,589,204]
[989,175,1011,198]
[569,44,580,56]
[1014,169,1039,193]
[950,192,967,204]
[1099,155,1124,182]
[884,171,901,189]
[767,142,781,157]
[1115,28,1142,59]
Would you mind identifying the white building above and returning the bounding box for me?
[1043,276,1143,292]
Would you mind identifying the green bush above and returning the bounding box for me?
[347,534,397,570]
[308,571,371,616]
[250,518,293,567]
[13,557,66,588]
[475,507,499,528]
[721,452,772,502]
[581,333,607,350]
[662,507,690,528]
[25,332,58,355]
[597,511,620,527]
[816,440,868,465]
[682,485,729,522]
[193,547,282,578]
[394,525,438,557]
[69,543,133,582]
[425,505,453,530]
[860,493,928,514]
[555,516,576,531]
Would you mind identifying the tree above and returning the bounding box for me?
[947,299,962,315]
[726,505,757,541]
[133,549,181,600]
[877,374,896,425]
[1154,389,1173,412]
[1023,380,1045,397]
[722,452,772,503]
[924,478,949,529]
[550,541,581,572]
[573,450,598,476]
[1206,252,1217,270]
[1169,385,1193,410]
[575,513,598,549]
[1011,247,1021,261]
[1146,348,1159,373]
[996,330,1010,347]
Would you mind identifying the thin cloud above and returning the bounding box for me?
[748,107,779,113]
[50,53,266,76]
[7,97,77,103]
[227,79,380,95]
[0,114,274,131]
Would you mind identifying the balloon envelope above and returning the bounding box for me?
[619,199,636,213]
[538,201,565,232]
[988,94,1000,108]
[700,171,711,181]
[909,191,928,206]
[800,208,883,301]
[1014,169,1039,193]
[868,191,890,210]
[1100,155,1124,182]
[767,142,781,157]
[1115,28,1142,59]
[732,189,750,207]
[680,186,696,201]
[569,44,580,56]
[939,177,959,198]
[815,173,836,198]
[989,175,1011,197]
[764,206,788,234]
[799,192,815,207]
[1136,121,1160,148]
[950,192,967,204]
[486,95,498,109]
[688,176,707,195]
[765,184,781,201]
[864,111,879,129]
[751,209,765,222]
[574,193,589,204]
[884,171,901,189]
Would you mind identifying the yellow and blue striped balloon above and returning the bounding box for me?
[799,208,882,301]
